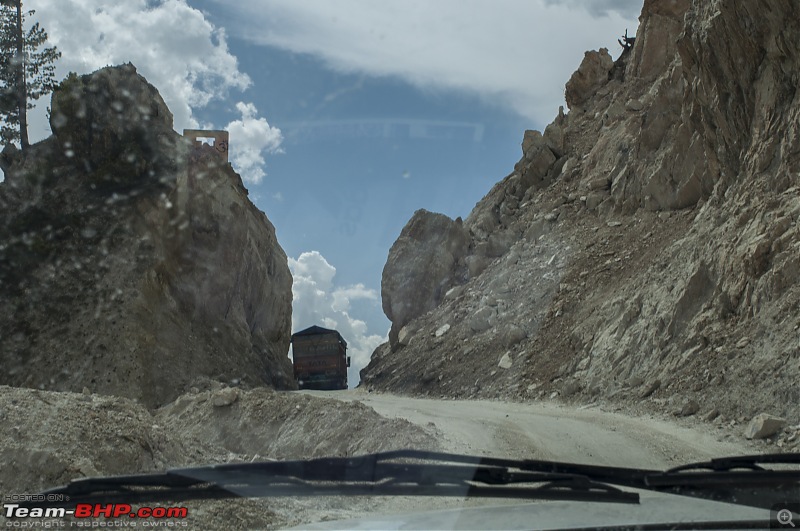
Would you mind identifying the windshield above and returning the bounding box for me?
[0,0,798,529]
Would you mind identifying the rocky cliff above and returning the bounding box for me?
[0,64,295,407]
[362,0,800,431]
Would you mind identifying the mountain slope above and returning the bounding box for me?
[361,0,800,427]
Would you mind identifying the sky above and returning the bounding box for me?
[23,0,640,386]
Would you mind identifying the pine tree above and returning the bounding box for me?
[0,0,60,150]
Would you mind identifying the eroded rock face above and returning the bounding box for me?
[629,0,690,81]
[381,209,469,345]
[518,130,558,190]
[0,65,294,406]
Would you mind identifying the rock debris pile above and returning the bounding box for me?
[0,384,438,529]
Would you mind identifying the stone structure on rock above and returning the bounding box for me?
[184,129,230,162]
[0,64,295,406]
[361,0,800,427]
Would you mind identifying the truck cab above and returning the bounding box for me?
[291,326,350,390]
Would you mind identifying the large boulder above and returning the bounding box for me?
[0,65,295,406]
[382,210,469,345]
[744,414,787,440]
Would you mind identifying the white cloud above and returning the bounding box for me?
[543,0,641,18]
[289,251,386,387]
[331,283,378,312]
[25,0,283,184]
[29,0,248,138]
[290,251,336,293]
[225,102,283,184]
[215,0,639,125]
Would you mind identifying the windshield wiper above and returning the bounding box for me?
[665,453,800,473]
[639,453,800,510]
[21,450,639,508]
[516,453,799,510]
[20,450,799,511]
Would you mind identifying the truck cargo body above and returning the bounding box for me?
[291,326,350,390]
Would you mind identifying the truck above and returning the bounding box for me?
[291,325,350,390]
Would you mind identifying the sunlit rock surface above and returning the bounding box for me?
[0,64,294,406]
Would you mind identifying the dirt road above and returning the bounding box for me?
[301,389,753,468]
[275,390,762,528]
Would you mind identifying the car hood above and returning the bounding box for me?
[287,491,769,530]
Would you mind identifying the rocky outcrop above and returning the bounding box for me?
[49,64,174,174]
[382,209,469,345]
[564,48,614,109]
[0,64,295,407]
[361,0,800,428]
